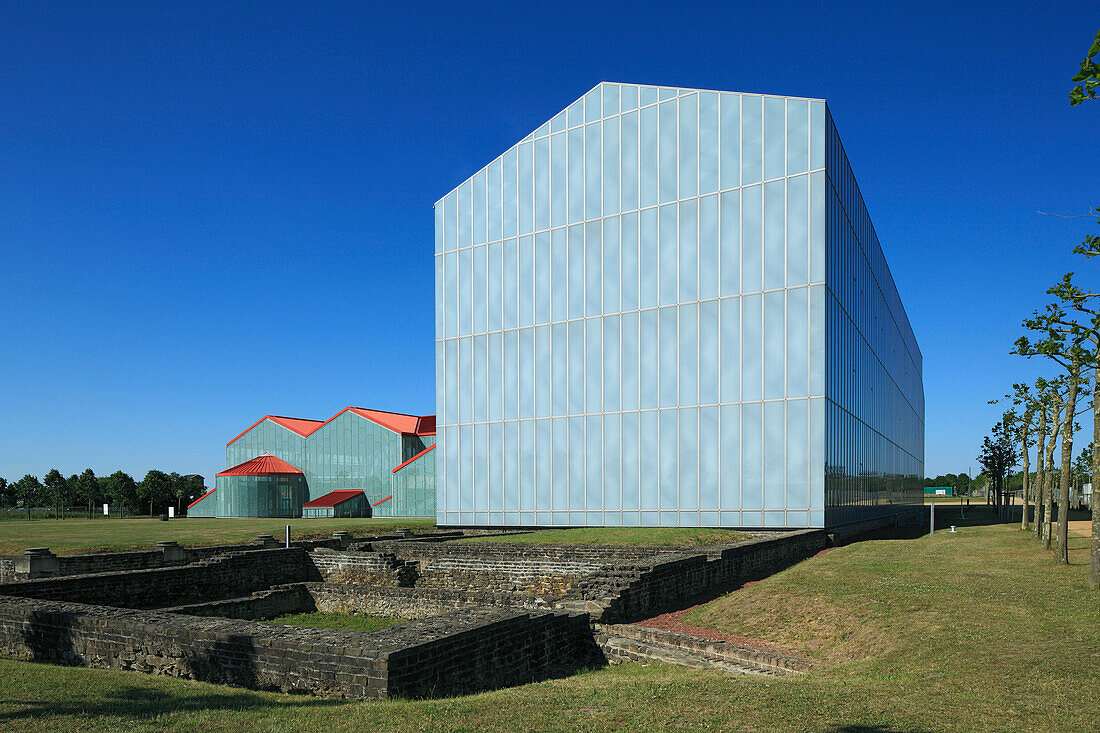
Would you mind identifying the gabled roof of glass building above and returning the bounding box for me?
[302,489,365,508]
[227,408,436,445]
[216,453,304,477]
[434,81,826,205]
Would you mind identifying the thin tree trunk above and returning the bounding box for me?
[1057,376,1079,564]
[1035,411,1047,540]
[1020,428,1030,530]
[1091,369,1099,589]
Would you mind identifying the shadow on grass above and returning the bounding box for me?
[0,680,344,722]
[826,727,931,733]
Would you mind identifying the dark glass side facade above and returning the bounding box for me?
[824,109,925,523]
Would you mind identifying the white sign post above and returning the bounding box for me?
[103,503,109,517]
[168,506,175,518]
[929,501,935,537]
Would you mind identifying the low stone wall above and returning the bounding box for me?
[378,540,684,563]
[415,556,602,596]
[0,549,320,609]
[0,594,598,699]
[0,557,14,583]
[308,582,551,618]
[163,584,315,620]
[308,550,417,586]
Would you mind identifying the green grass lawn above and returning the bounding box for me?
[457,526,750,546]
[0,517,436,556]
[263,611,406,633]
[1,508,1097,731]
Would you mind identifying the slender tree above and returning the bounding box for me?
[12,475,43,519]
[42,469,69,520]
[978,418,1018,519]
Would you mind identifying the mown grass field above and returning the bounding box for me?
[0,508,1097,731]
[458,526,750,546]
[0,517,436,555]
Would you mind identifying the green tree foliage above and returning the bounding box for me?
[68,468,101,510]
[977,419,1019,508]
[100,471,138,515]
[42,469,70,519]
[12,475,43,518]
[0,477,11,507]
[1069,29,1100,106]
[138,470,175,515]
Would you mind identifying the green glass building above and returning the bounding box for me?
[188,408,436,518]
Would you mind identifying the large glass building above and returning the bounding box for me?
[434,82,923,529]
[189,408,437,518]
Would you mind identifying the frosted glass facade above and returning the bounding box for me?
[434,83,923,528]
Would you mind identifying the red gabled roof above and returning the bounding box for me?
[302,489,365,508]
[216,453,304,477]
[392,443,437,473]
[227,415,325,445]
[187,487,216,509]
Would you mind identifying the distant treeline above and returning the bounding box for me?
[0,469,206,517]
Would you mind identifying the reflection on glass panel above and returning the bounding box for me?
[659,306,678,408]
[568,320,584,415]
[458,179,472,248]
[810,397,824,504]
[639,409,658,509]
[699,299,719,404]
[603,83,619,117]
[679,407,698,509]
[719,93,740,190]
[718,190,739,296]
[473,336,486,422]
[810,100,825,170]
[720,297,739,402]
[503,421,519,511]
[810,284,825,395]
[434,203,444,254]
[621,211,638,311]
[551,133,566,227]
[659,409,677,509]
[535,324,550,417]
[679,199,698,303]
[603,316,620,411]
[461,425,474,508]
[585,221,602,316]
[810,171,824,282]
[620,110,639,212]
[787,99,808,175]
[603,217,620,313]
[585,123,601,220]
[458,248,471,336]
[787,174,808,286]
[445,339,458,428]
[678,93,698,199]
[551,323,567,416]
[741,402,762,509]
[699,92,719,194]
[488,331,502,420]
[659,100,677,204]
[699,194,719,300]
[586,415,601,509]
[473,169,486,245]
[742,294,761,401]
[763,96,785,181]
[585,317,602,411]
[699,406,719,509]
[459,337,472,424]
[569,416,585,508]
[444,251,458,338]
[639,308,659,409]
[741,95,762,185]
[568,127,584,224]
[763,291,785,401]
[502,149,517,238]
[518,142,533,235]
[487,159,502,242]
[787,285,808,398]
[787,399,808,509]
[551,228,567,321]
[763,180,785,291]
[603,118,620,215]
[518,235,533,327]
[679,304,698,406]
[639,207,658,308]
[552,417,567,509]
[604,414,620,509]
[502,329,517,420]
[568,225,585,319]
[535,231,551,324]
[640,104,658,208]
[763,401,784,508]
[473,245,487,334]
[621,311,638,411]
[536,418,551,508]
[486,241,503,332]
[742,185,762,294]
[621,84,638,112]
[519,327,534,418]
[659,204,677,305]
[444,191,457,251]
[534,137,549,232]
[568,97,584,127]
[585,86,602,123]
[520,420,535,511]
[621,411,639,509]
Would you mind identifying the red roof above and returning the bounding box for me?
[228,408,435,445]
[302,489,365,508]
[216,453,304,477]
[187,487,216,509]
[392,443,437,473]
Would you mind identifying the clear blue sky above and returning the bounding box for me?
[0,2,1096,486]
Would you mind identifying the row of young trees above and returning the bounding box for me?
[980,29,1100,589]
[0,469,206,518]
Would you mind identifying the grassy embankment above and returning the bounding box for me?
[1,508,1097,731]
[0,517,436,556]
